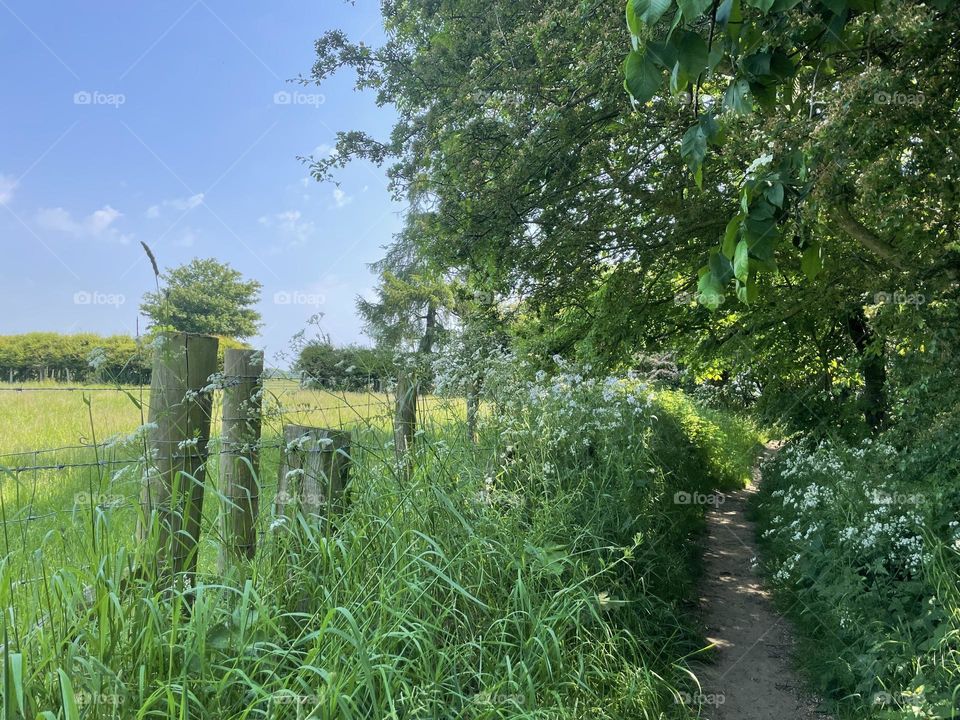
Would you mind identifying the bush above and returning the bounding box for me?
[755,436,960,717]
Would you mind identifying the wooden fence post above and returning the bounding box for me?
[394,374,418,461]
[218,349,263,571]
[274,425,351,529]
[139,332,219,589]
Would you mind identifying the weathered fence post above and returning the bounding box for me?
[466,376,481,445]
[274,425,351,528]
[218,349,263,571]
[394,374,418,460]
[139,332,219,589]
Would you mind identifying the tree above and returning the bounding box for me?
[307,0,957,432]
[357,212,455,459]
[141,258,262,339]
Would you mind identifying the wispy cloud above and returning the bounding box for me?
[146,192,205,219]
[259,209,316,246]
[36,204,129,242]
[0,174,17,204]
[332,187,352,209]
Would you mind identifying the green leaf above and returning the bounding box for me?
[819,0,847,14]
[697,270,726,309]
[646,40,677,69]
[720,0,743,39]
[677,0,712,21]
[743,51,772,78]
[736,277,759,304]
[710,249,735,285]
[724,78,753,114]
[9,653,24,718]
[734,239,750,282]
[801,244,823,280]
[722,214,743,257]
[57,670,80,720]
[631,0,673,25]
[624,51,662,102]
[626,0,643,36]
[765,182,784,208]
[681,124,707,187]
[675,30,709,76]
[744,0,776,12]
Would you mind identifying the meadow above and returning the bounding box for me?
[0,368,762,718]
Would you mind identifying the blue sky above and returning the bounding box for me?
[0,0,402,367]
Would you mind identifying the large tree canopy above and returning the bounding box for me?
[308,0,959,431]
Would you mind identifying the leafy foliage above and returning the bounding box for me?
[140,258,262,339]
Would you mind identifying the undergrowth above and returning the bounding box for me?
[0,362,760,718]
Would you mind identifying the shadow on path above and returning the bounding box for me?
[694,443,832,720]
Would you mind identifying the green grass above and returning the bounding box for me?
[0,375,762,718]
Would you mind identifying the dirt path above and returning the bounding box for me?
[695,443,831,720]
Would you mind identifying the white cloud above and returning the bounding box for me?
[260,209,315,246]
[146,193,204,219]
[0,174,17,204]
[176,227,199,247]
[332,187,352,209]
[36,204,125,241]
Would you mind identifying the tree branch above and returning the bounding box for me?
[833,204,906,270]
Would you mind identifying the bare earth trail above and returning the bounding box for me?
[695,443,832,720]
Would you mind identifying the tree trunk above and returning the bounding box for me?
[393,301,437,464]
[845,308,887,432]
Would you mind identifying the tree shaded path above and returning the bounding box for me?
[696,444,831,720]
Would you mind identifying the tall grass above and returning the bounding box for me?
[0,373,760,718]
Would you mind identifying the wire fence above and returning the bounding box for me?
[0,370,463,559]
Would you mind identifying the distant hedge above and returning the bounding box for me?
[0,333,249,385]
[296,342,397,392]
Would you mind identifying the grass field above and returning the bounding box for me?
[0,374,762,718]
[0,381,460,598]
